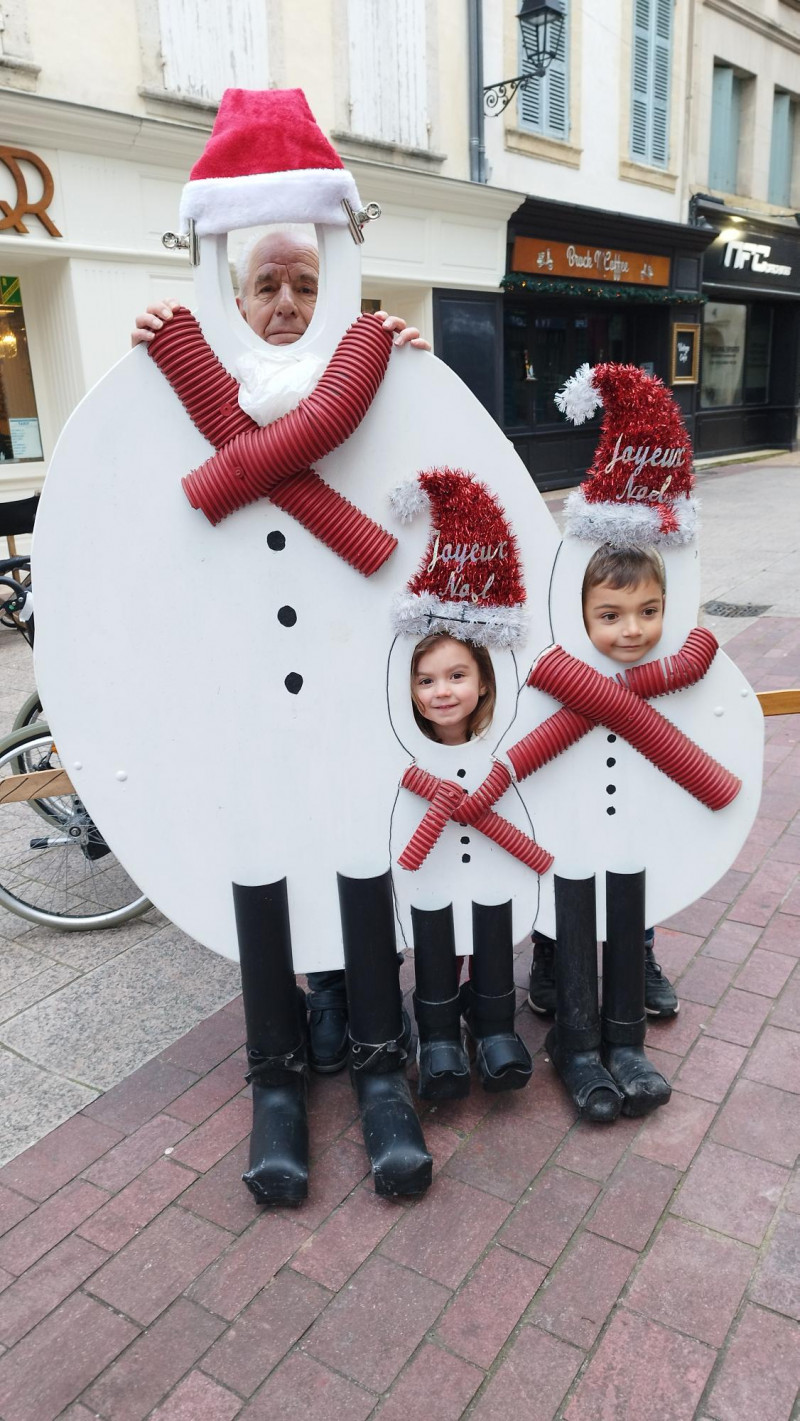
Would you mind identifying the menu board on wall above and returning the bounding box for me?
[8,417,43,461]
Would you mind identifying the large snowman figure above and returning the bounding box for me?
[32,90,560,1203]
[500,362,763,1123]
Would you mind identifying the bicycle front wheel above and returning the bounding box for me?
[0,723,152,930]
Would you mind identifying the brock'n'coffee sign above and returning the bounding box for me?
[512,237,670,287]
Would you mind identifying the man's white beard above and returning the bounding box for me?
[236,345,326,427]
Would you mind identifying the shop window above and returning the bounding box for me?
[709,63,744,193]
[504,306,629,429]
[157,0,268,101]
[768,91,797,207]
[519,1,569,141]
[700,302,772,408]
[630,0,672,169]
[0,277,42,464]
[347,0,429,150]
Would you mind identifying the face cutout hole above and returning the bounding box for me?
[409,633,496,748]
[228,223,320,355]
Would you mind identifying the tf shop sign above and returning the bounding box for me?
[512,237,670,286]
[704,229,799,293]
[0,147,62,238]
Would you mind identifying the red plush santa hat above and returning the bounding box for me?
[179,88,361,236]
[389,468,527,648]
[555,362,697,547]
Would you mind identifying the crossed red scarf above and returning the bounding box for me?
[398,628,741,873]
[147,308,397,577]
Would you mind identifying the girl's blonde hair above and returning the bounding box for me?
[410,633,497,744]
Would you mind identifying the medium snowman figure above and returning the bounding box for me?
[502,363,763,1123]
[387,469,554,1101]
[32,90,562,1204]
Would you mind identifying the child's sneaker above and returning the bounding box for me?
[527,933,556,1017]
[645,944,679,1018]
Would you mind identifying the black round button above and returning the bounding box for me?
[606,785,616,795]
[284,672,303,695]
[607,734,617,743]
[607,806,616,815]
[267,531,286,551]
[607,758,616,767]
[457,769,466,779]
[462,854,471,863]
[460,836,470,845]
[277,606,297,627]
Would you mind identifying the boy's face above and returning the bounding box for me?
[583,576,664,664]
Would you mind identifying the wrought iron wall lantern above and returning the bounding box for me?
[483,0,566,115]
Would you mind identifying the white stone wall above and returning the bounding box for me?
[686,0,800,213]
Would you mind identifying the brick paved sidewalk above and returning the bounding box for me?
[0,619,798,1420]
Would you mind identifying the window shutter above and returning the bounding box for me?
[630,0,651,161]
[158,0,268,101]
[519,1,568,140]
[769,91,793,206]
[651,0,672,166]
[630,0,671,168]
[348,0,428,149]
[709,64,740,193]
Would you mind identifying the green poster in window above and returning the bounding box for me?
[0,277,21,307]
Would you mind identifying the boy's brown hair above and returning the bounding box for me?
[582,544,666,607]
[410,633,497,743]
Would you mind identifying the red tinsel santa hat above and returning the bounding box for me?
[179,88,361,236]
[555,362,698,547]
[389,468,527,648]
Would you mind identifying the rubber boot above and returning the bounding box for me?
[602,871,671,1118]
[545,876,622,1124]
[411,904,470,1101]
[233,880,309,1206]
[338,871,432,1197]
[461,901,533,1093]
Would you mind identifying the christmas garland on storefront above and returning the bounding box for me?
[501,274,706,304]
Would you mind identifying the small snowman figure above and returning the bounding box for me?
[501,363,763,1122]
[387,469,553,1101]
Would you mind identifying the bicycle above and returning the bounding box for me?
[0,559,151,929]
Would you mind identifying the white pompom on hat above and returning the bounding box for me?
[179,88,361,236]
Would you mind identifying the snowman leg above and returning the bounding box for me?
[544,876,622,1124]
[233,881,309,1206]
[602,871,672,1117]
[411,904,470,1101]
[338,870,433,1197]
[461,901,533,1092]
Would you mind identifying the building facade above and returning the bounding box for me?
[1,0,799,506]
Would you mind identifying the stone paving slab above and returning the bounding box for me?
[0,461,798,1416]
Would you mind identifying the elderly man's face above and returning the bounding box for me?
[237,233,319,345]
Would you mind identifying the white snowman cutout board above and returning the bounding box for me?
[32,89,561,977]
[502,361,764,942]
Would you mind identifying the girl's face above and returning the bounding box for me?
[412,638,485,745]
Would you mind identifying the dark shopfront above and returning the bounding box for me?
[433,197,713,491]
[692,199,800,459]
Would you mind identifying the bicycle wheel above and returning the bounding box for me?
[12,689,43,732]
[0,722,152,930]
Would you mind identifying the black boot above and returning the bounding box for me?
[545,876,622,1124]
[233,880,309,1206]
[411,904,470,1101]
[461,901,533,1093]
[338,871,432,1197]
[602,872,671,1118]
[306,969,349,1074]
